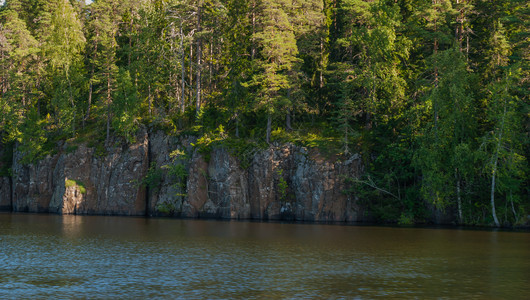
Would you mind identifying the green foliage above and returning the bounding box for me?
[156,201,177,215]
[17,109,51,164]
[0,0,527,226]
[191,124,228,160]
[65,144,78,154]
[143,162,162,191]
[398,212,415,226]
[65,179,86,194]
[112,68,140,143]
[0,142,13,177]
[276,168,288,202]
[221,138,264,169]
[414,48,478,212]
[162,148,189,191]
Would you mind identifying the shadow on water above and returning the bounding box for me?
[0,213,529,298]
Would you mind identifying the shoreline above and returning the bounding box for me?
[2,211,528,232]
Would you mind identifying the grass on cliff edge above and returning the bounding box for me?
[190,123,345,165]
[65,179,87,194]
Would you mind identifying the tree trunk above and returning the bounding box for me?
[209,37,213,95]
[67,73,75,138]
[490,97,508,228]
[320,38,324,89]
[196,3,202,117]
[251,0,256,60]
[266,114,272,144]
[86,80,93,127]
[106,72,111,145]
[1,50,6,96]
[344,123,349,155]
[189,41,193,105]
[286,111,292,131]
[490,156,501,227]
[286,89,292,131]
[148,83,152,116]
[86,30,99,125]
[455,168,463,224]
[180,22,186,114]
[83,32,99,127]
[235,111,239,138]
[128,14,133,69]
[510,191,518,223]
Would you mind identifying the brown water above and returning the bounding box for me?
[0,213,529,299]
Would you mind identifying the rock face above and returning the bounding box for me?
[0,146,12,211]
[11,148,60,212]
[0,177,11,211]
[147,132,194,217]
[5,128,369,222]
[11,128,149,215]
[177,145,365,222]
[4,129,456,224]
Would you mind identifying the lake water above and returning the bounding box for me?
[0,213,529,299]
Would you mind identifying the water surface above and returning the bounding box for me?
[1,213,529,298]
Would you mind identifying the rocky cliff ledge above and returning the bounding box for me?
[147,130,368,222]
[11,128,150,215]
[0,128,375,222]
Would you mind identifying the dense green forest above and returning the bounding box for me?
[0,0,528,226]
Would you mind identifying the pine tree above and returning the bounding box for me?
[250,0,299,144]
[85,0,119,144]
[163,0,198,122]
[112,67,140,142]
[0,0,39,141]
[224,0,252,137]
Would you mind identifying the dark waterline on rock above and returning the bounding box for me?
[1,213,529,298]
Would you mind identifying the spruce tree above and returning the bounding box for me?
[250,0,299,144]
[85,0,119,144]
[0,0,39,141]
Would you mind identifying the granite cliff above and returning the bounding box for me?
[0,128,460,224]
[0,128,372,222]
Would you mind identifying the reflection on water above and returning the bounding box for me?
[1,213,529,298]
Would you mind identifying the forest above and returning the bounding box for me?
[0,0,528,226]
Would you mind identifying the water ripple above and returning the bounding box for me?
[0,215,529,298]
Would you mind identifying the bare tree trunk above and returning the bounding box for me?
[466,32,470,62]
[147,82,152,115]
[86,31,99,126]
[320,38,324,88]
[1,50,6,96]
[490,156,501,227]
[196,3,202,117]
[510,191,518,223]
[344,124,349,155]
[432,0,439,133]
[455,168,463,224]
[266,114,272,144]
[106,72,111,145]
[490,97,507,228]
[189,42,193,106]
[209,38,213,95]
[235,111,239,138]
[180,22,186,114]
[286,89,292,131]
[67,74,75,138]
[251,0,256,60]
[128,12,133,69]
[86,80,93,127]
